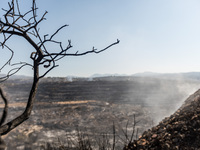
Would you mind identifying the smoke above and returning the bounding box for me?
[129,76,200,125]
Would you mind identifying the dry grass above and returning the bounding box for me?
[41,115,139,150]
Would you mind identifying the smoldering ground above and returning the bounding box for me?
[128,75,200,124]
[1,74,200,149]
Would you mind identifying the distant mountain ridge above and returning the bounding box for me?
[133,72,200,80]
[1,72,200,81]
[90,73,128,78]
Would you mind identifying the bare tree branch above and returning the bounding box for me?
[0,0,120,136]
[0,44,14,71]
[43,39,120,57]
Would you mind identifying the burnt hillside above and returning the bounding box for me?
[3,76,199,124]
[4,76,196,105]
[1,75,200,149]
[125,89,200,150]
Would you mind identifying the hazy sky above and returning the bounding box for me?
[1,0,200,77]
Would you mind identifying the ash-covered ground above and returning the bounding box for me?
[1,74,200,149]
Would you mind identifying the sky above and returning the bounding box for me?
[1,0,200,77]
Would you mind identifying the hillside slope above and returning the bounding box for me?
[125,89,200,149]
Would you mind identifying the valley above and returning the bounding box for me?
[1,75,200,149]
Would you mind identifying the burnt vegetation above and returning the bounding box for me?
[1,75,200,149]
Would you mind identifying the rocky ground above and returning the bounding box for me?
[3,101,153,149]
[124,89,200,150]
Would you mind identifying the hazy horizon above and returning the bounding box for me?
[3,71,200,78]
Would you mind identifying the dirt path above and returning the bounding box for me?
[0,100,97,108]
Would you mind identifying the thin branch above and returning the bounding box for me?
[1,34,12,46]
[39,64,59,79]
[38,24,68,51]
[50,24,68,40]
[112,122,116,150]
[0,44,14,71]
[0,63,29,82]
[16,0,21,16]
[44,39,120,57]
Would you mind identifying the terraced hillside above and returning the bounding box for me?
[4,76,197,104]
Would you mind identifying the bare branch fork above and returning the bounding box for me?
[0,0,119,135]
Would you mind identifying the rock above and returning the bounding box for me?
[151,134,157,139]
[137,139,147,146]
[163,143,170,149]
[172,138,178,143]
